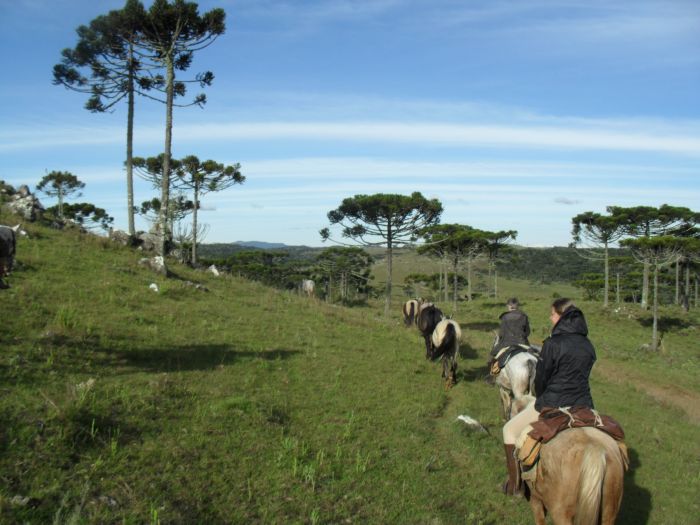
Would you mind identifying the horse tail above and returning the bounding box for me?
[574,443,606,525]
[431,320,461,358]
[402,301,412,326]
[527,357,536,396]
[408,301,417,326]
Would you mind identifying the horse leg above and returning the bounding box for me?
[600,454,625,525]
[424,336,432,360]
[529,495,547,525]
[498,387,511,420]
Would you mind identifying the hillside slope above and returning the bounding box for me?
[1,219,698,524]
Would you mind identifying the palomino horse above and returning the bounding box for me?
[525,426,625,525]
[492,335,539,419]
[430,319,462,388]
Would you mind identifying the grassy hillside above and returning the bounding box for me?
[1,216,698,524]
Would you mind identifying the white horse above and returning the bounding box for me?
[493,335,539,419]
[301,279,315,297]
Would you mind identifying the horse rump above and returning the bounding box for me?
[529,427,625,525]
[402,299,419,327]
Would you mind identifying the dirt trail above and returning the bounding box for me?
[594,361,700,425]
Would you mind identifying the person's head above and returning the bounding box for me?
[550,297,576,326]
[506,297,519,311]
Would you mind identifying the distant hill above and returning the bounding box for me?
[199,241,322,260]
[234,240,288,249]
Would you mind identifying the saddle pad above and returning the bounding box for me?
[515,424,541,468]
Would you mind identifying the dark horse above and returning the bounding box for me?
[0,224,19,289]
[416,302,444,359]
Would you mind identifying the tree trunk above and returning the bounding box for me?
[58,188,64,219]
[466,257,473,301]
[443,257,448,303]
[192,182,199,265]
[452,258,458,313]
[488,261,493,297]
[603,240,609,307]
[494,266,498,299]
[385,228,392,316]
[684,263,691,312]
[616,271,620,304]
[675,258,680,305]
[126,44,136,237]
[652,263,659,351]
[641,259,650,309]
[158,53,175,263]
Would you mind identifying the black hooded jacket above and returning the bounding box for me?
[534,307,596,411]
[491,309,530,356]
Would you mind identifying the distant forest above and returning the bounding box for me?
[200,242,617,285]
[499,247,626,284]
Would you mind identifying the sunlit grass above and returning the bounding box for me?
[0,213,698,523]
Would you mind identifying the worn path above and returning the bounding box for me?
[595,361,700,425]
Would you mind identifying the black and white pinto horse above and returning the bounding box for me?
[492,335,539,419]
[0,224,19,289]
[416,302,444,359]
[402,298,423,327]
[430,319,462,388]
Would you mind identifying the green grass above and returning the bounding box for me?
[1,216,698,523]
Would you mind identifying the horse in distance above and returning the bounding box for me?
[301,279,315,297]
[402,298,423,327]
[0,224,20,289]
[416,302,444,359]
[430,319,462,388]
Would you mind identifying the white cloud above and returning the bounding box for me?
[10,119,695,156]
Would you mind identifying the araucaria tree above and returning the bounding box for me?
[321,192,443,314]
[53,0,149,237]
[485,230,517,299]
[418,224,490,311]
[621,236,687,351]
[138,0,226,260]
[36,171,85,219]
[609,205,699,309]
[47,203,115,231]
[174,156,244,265]
[571,211,626,307]
[316,247,373,304]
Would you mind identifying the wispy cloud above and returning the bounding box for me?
[554,197,581,205]
[4,119,699,156]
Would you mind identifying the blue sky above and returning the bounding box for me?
[1,0,698,247]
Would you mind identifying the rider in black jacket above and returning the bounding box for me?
[534,305,595,411]
[500,298,596,496]
[491,297,531,358]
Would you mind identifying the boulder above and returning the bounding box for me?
[109,229,132,246]
[138,255,167,276]
[2,186,44,222]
